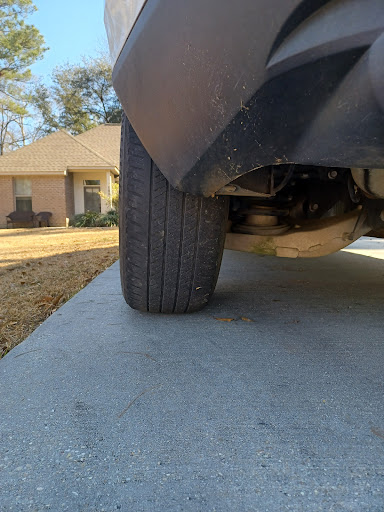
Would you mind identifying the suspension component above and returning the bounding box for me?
[232,205,291,235]
[352,168,384,199]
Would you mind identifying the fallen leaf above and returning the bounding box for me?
[241,317,253,322]
[39,296,54,303]
[215,317,235,322]
[52,294,64,306]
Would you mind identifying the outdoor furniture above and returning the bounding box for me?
[35,211,52,227]
[6,211,36,228]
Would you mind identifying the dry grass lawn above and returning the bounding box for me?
[0,227,119,357]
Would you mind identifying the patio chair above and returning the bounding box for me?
[35,211,53,227]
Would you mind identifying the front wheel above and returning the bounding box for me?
[119,115,229,313]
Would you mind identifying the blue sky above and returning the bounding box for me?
[30,0,108,79]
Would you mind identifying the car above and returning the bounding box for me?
[105,0,384,313]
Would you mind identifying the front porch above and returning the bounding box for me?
[71,169,117,215]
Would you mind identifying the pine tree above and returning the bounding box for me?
[0,0,46,154]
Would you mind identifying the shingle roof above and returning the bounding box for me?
[76,124,121,168]
[0,124,121,175]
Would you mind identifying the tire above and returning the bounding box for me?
[119,115,229,313]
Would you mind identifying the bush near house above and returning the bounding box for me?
[71,210,119,227]
[99,182,119,211]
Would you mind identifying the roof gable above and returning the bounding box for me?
[75,124,121,168]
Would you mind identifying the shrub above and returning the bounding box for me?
[71,210,119,227]
[99,210,119,227]
[99,183,119,211]
[71,212,100,227]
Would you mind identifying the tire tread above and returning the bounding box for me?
[120,115,228,313]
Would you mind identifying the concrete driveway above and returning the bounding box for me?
[1,238,384,511]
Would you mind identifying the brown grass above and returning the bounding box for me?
[0,227,119,357]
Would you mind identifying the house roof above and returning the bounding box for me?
[76,124,121,168]
[0,124,121,176]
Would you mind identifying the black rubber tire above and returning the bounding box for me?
[119,115,229,313]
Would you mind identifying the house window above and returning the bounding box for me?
[83,180,101,213]
[14,178,32,212]
[83,180,100,186]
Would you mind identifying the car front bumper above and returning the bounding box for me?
[108,0,384,196]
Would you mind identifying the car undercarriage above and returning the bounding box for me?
[219,165,384,257]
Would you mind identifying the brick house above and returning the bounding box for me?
[0,124,120,228]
